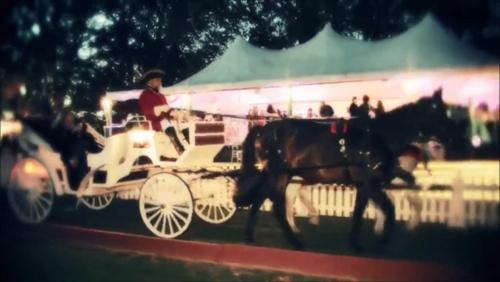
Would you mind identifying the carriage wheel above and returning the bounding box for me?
[7,158,54,224]
[139,172,193,239]
[194,177,236,224]
[76,166,114,210]
[80,193,115,210]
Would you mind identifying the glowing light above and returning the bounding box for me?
[31,23,40,35]
[129,129,152,143]
[19,84,27,96]
[0,120,22,138]
[402,78,425,95]
[78,45,97,60]
[471,135,482,148]
[63,96,72,106]
[87,13,114,30]
[100,96,113,113]
[22,159,48,178]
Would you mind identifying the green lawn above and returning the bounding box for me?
[1,198,499,281]
[1,234,333,282]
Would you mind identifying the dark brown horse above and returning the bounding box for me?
[234,89,451,251]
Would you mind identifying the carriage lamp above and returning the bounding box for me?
[101,96,113,127]
[22,159,48,178]
[129,129,152,148]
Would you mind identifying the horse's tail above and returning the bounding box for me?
[234,126,264,207]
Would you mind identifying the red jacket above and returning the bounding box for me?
[139,88,168,132]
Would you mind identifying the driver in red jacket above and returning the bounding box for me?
[138,69,184,154]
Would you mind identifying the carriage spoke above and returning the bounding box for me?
[32,202,41,221]
[213,205,219,219]
[154,212,165,230]
[28,202,34,220]
[145,205,161,214]
[221,205,232,215]
[38,194,52,207]
[34,198,47,214]
[172,204,191,214]
[171,208,189,225]
[208,205,216,220]
[98,196,103,207]
[216,206,225,217]
[147,209,162,222]
[161,211,167,234]
[166,212,174,234]
[198,204,209,215]
[169,212,181,232]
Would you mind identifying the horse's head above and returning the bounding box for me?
[234,125,267,207]
[415,87,453,144]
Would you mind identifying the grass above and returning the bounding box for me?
[1,197,499,281]
[0,233,334,282]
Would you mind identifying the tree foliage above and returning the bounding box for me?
[0,0,497,112]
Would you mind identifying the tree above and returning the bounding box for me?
[1,0,497,112]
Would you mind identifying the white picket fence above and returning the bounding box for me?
[260,161,499,229]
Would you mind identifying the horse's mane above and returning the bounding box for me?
[374,97,432,122]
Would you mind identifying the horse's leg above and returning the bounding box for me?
[271,175,304,250]
[298,186,319,225]
[245,195,265,244]
[406,191,422,230]
[371,186,396,244]
[285,183,300,233]
[393,166,417,188]
[350,189,369,252]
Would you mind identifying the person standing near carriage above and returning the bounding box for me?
[375,100,385,117]
[319,101,334,118]
[348,96,359,117]
[358,95,374,120]
[138,69,185,154]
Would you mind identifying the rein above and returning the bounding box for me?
[169,107,357,123]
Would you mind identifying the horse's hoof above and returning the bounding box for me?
[244,235,255,244]
[350,241,365,253]
[308,215,320,226]
[379,234,391,245]
[293,241,305,250]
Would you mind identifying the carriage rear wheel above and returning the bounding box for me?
[194,177,236,224]
[7,158,54,224]
[80,193,115,210]
[139,172,193,239]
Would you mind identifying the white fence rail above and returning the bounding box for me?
[260,161,499,229]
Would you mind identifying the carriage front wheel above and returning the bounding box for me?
[78,168,115,210]
[139,172,193,239]
[7,158,54,224]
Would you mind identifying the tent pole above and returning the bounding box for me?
[287,86,293,116]
[188,92,193,112]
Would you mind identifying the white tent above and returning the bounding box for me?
[172,15,497,89]
[107,15,498,116]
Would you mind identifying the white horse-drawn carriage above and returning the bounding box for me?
[0,101,241,239]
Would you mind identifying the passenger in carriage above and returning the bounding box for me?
[1,72,24,120]
[138,69,185,154]
[57,112,101,189]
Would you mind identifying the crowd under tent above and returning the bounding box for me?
[108,15,499,119]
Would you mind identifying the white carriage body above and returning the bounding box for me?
[1,112,239,237]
